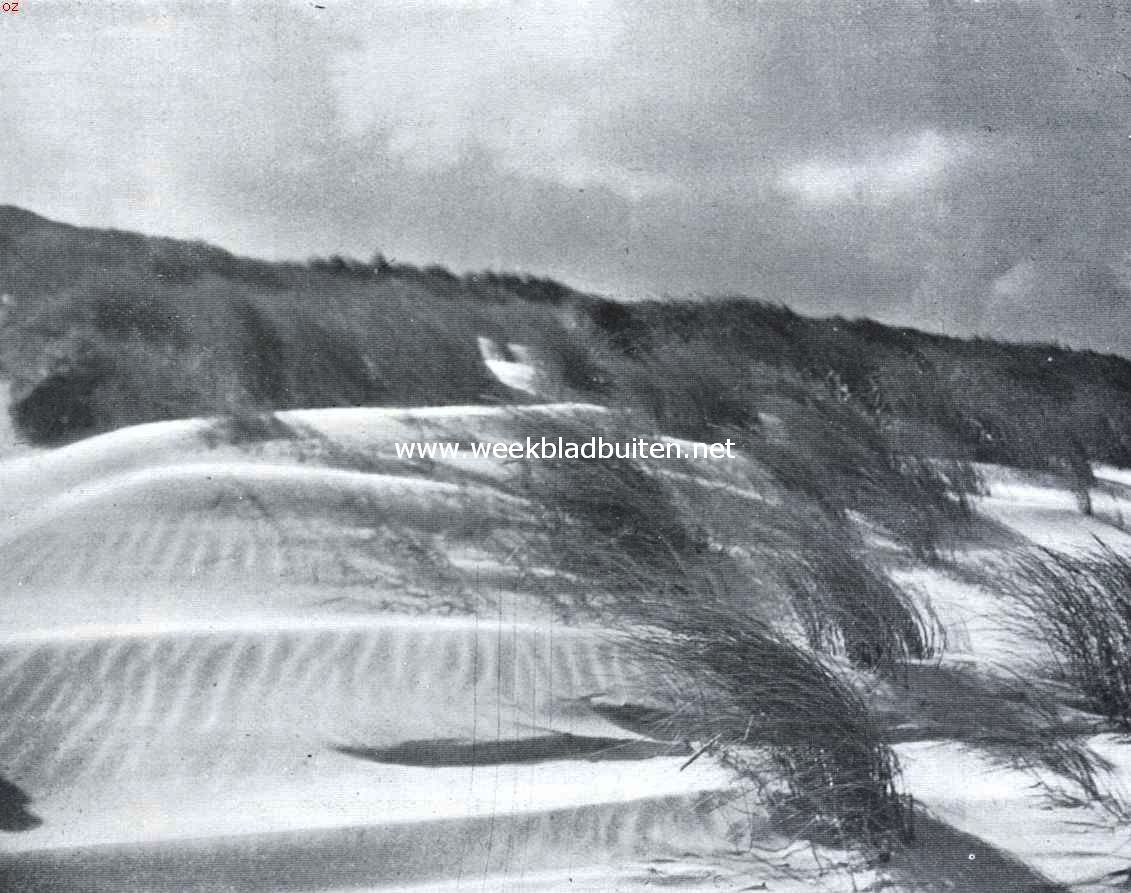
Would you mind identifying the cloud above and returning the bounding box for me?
[780,131,968,206]
[4,0,1131,353]
[327,0,668,198]
[0,3,343,247]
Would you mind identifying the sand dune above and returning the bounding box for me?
[974,463,1131,552]
[0,790,740,892]
[0,463,528,627]
[0,618,653,797]
[884,465,1131,889]
[0,403,606,513]
[0,402,762,634]
[477,336,542,395]
[0,615,743,891]
[0,398,757,887]
[5,405,1126,890]
[897,738,1131,889]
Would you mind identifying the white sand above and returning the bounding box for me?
[4,407,1131,890]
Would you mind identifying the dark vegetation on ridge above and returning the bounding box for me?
[1,205,1126,482]
[2,206,1121,567]
[5,210,1129,846]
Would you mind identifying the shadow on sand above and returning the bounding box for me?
[0,777,42,832]
[335,733,688,767]
[891,810,1070,892]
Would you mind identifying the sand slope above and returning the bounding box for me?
[4,402,1128,890]
[0,617,745,892]
[0,405,783,890]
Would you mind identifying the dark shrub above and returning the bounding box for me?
[12,361,102,442]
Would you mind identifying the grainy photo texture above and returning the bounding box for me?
[2,2,1131,890]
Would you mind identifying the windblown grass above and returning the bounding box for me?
[750,396,978,563]
[585,294,1131,472]
[0,257,601,442]
[506,412,938,668]
[7,207,1131,496]
[498,415,919,847]
[774,519,941,667]
[600,330,980,562]
[629,585,913,847]
[1002,543,1131,729]
[864,659,1122,815]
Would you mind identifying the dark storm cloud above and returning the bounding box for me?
[4,1,1131,352]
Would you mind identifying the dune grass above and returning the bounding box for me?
[747,391,979,563]
[6,207,1131,492]
[773,518,941,667]
[1002,543,1131,729]
[584,295,1131,473]
[5,206,1131,522]
[221,409,918,845]
[495,415,921,848]
[628,586,913,848]
[593,326,981,563]
[501,411,939,668]
[0,259,602,442]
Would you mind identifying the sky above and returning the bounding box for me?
[4,0,1131,353]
